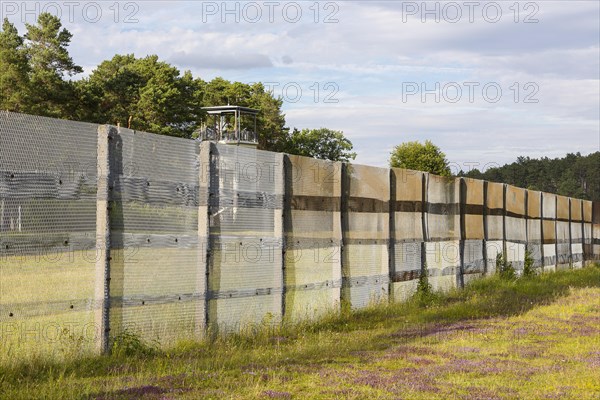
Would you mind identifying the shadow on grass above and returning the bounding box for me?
[1,264,599,392]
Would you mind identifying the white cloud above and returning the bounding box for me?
[3,0,598,169]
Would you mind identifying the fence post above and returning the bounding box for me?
[95,125,114,354]
[482,181,489,275]
[339,163,349,307]
[540,193,545,269]
[458,178,466,289]
[388,169,397,303]
[502,184,507,264]
[421,173,429,282]
[554,196,559,269]
[198,141,212,335]
[275,153,286,320]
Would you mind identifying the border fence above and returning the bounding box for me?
[1,111,598,358]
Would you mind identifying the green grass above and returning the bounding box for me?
[1,264,599,399]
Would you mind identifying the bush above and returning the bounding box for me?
[414,265,436,305]
[522,249,537,278]
[496,253,516,280]
[110,330,158,358]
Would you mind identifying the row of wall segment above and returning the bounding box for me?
[0,112,598,357]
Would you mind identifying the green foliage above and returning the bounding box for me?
[413,265,439,306]
[24,13,82,118]
[0,15,290,146]
[78,54,204,137]
[389,140,451,176]
[275,127,357,162]
[110,330,158,358]
[522,249,537,278]
[496,252,516,280]
[0,18,30,112]
[460,152,600,201]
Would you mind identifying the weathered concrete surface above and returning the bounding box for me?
[285,155,342,321]
[391,168,424,302]
[425,175,460,291]
[342,164,389,308]
[542,192,557,272]
[570,199,583,268]
[527,190,543,267]
[556,195,571,269]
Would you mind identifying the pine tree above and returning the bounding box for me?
[0,18,30,111]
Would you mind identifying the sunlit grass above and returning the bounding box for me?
[1,264,599,399]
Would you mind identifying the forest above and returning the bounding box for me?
[459,152,600,201]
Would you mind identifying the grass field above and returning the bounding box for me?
[1,264,599,399]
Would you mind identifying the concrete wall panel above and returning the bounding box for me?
[342,164,389,309]
[284,155,342,321]
[391,168,424,302]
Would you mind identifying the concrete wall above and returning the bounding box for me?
[425,175,460,292]
[1,111,598,358]
[505,185,527,273]
[461,178,485,285]
[390,168,424,302]
[485,182,505,275]
[556,195,571,269]
[527,190,543,267]
[341,164,390,308]
[542,192,557,272]
[284,155,342,320]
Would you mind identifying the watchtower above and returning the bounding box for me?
[196,105,259,148]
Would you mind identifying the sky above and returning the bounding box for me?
[2,0,599,170]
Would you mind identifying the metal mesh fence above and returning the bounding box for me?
[206,144,284,331]
[107,127,201,344]
[0,112,99,359]
[2,111,599,360]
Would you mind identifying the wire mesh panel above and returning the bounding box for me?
[107,128,201,345]
[556,195,571,270]
[283,155,342,321]
[342,164,389,309]
[462,178,485,285]
[425,175,460,292]
[391,168,424,302]
[485,182,504,275]
[542,192,557,272]
[526,190,543,268]
[583,200,593,263]
[570,199,583,268]
[505,185,526,274]
[0,112,99,359]
[207,144,283,331]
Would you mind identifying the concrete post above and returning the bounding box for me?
[95,125,115,354]
[388,169,397,303]
[198,141,212,335]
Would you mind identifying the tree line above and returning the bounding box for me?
[389,142,599,201]
[459,152,600,201]
[0,13,356,162]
